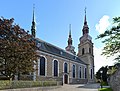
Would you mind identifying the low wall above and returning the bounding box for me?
[109,68,120,91]
[69,78,88,84]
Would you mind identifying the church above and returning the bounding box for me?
[31,8,95,84]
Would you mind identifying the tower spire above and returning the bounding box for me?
[31,4,36,37]
[33,4,35,23]
[68,24,72,45]
[69,24,71,38]
[84,7,87,25]
[65,24,76,55]
[82,7,89,35]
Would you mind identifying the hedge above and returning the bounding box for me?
[0,80,59,90]
[98,88,113,91]
[0,80,10,89]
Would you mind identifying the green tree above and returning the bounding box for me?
[97,17,120,62]
[96,66,108,82]
[0,17,38,80]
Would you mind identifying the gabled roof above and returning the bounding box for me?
[36,38,87,65]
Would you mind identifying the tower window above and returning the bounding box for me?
[91,69,93,79]
[82,48,85,55]
[84,68,87,79]
[89,48,91,54]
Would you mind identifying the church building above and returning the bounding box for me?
[31,8,95,84]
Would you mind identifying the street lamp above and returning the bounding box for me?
[100,71,103,88]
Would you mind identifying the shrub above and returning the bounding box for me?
[0,80,10,89]
[101,81,108,86]
[0,80,59,90]
[99,88,113,91]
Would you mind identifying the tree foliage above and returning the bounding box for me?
[107,63,120,75]
[107,66,117,75]
[97,17,120,62]
[0,17,38,79]
[96,66,108,82]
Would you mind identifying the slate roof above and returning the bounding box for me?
[36,38,87,65]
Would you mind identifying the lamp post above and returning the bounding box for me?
[100,71,103,88]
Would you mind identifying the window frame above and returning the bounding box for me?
[72,64,76,78]
[52,59,59,77]
[64,62,68,73]
[39,56,47,76]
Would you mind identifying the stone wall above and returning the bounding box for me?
[109,68,120,91]
[69,78,88,84]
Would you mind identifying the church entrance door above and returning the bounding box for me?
[64,74,68,84]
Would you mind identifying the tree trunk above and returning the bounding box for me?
[18,72,20,80]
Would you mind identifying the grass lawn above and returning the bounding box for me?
[99,88,112,91]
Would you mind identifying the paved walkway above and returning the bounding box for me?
[48,83,100,91]
[1,83,100,91]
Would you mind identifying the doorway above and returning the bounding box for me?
[64,74,68,84]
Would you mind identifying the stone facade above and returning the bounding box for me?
[109,68,120,91]
[34,49,88,84]
[31,9,94,84]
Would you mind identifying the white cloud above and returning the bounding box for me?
[95,15,110,34]
[94,46,116,73]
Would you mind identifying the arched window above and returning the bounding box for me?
[82,48,84,55]
[72,65,75,78]
[91,69,93,79]
[84,68,87,79]
[89,48,91,54]
[40,57,45,76]
[54,60,58,76]
[79,67,82,78]
[64,63,68,73]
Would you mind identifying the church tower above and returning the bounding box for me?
[65,24,76,55]
[31,5,36,37]
[77,8,94,82]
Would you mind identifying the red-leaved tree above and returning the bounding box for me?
[0,17,38,80]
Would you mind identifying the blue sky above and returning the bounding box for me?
[0,0,120,72]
